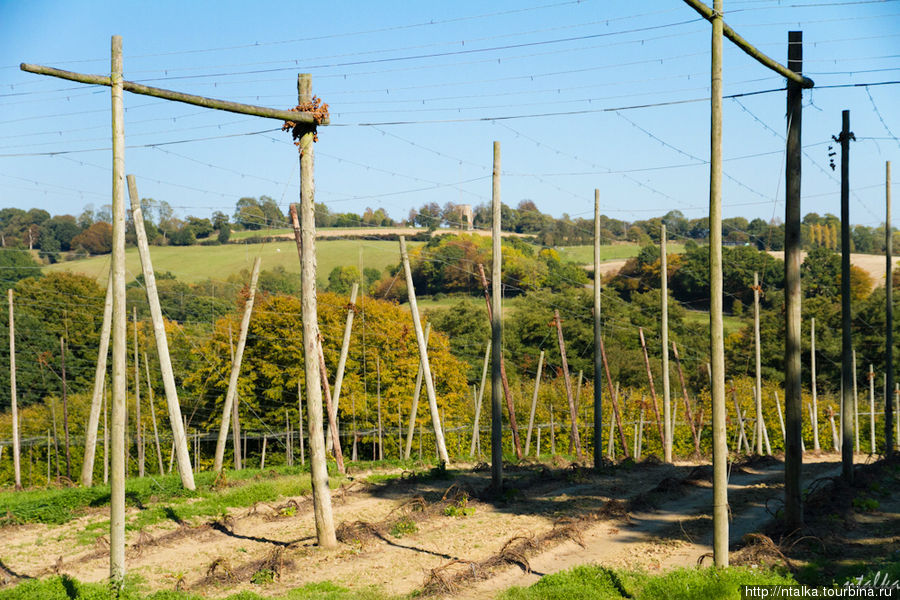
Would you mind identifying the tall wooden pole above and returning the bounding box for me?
[109,34,127,588]
[81,272,112,487]
[709,2,729,566]
[853,349,860,453]
[811,317,819,451]
[593,190,603,471]
[327,282,358,453]
[8,290,21,490]
[524,350,544,456]
[783,29,805,530]
[144,353,164,476]
[660,224,672,462]
[638,328,665,448]
[133,307,144,477]
[404,323,431,459]
[554,311,582,458]
[753,272,764,455]
[869,365,877,453]
[839,109,855,481]
[469,339,491,458]
[60,336,71,480]
[295,73,336,548]
[491,141,504,489]
[127,174,194,490]
[886,160,894,454]
[103,388,108,484]
[213,256,260,473]
[376,355,383,460]
[399,236,449,464]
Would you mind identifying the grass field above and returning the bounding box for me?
[45,239,416,285]
[683,309,745,337]
[556,242,686,264]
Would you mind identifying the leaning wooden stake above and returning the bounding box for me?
[554,311,582,458]
[81,271,112,487]
[327,282,358,454]
[524,351,544,456]
[127,174,194,490]
[810,317,820,451]
[317,339,345,473]
[753,272,765,455]
[144,353,164,475]
[469,339,491,458]
[477,264,523,460]
[133,307,144,477]
[638,327,665,449]
[8,290,21,490]
[672,342,701,455]
[599,337,630,457]
[293,72,336,548]
[404,323,432,459]
[109,34,127,587]
[868,365,876,454]
[227,325,242,470]
[213,256,261,473]
[399,236,449,465]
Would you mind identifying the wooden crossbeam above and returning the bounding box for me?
[682,0,814,89]
[20,63,328,125]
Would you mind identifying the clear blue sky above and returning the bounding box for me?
[1,0,898,237]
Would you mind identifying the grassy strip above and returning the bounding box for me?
[0,576,393,600]
[499,565,796,600]
[0,465,338,529]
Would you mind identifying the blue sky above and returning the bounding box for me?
[1,0,898,238]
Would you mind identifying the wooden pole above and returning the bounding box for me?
[60,336,71,480]
[81,271,112,487]
[133,307,144,477]
[672,342,700,454]
[298,380,305,467]
[293,71,336,548]
[839,108,856,480]
[406,324,432,459]
[660,224,672,462]
[327,282,358,453]
[8,290,21,490]
[399,235,449,464]
[469,339,490,458]
[127,174,194,490]
[886,160,894,454]
[109,34,127,588]
[638,327,665,449]
[599,337,630,457]
[144,353,164,476]
[811,317,820,451]
[260,436,267,469]
[376,355,383,461]
[524,351,544,456]
[784,28,805,530]
[554,311,582,459]
[869,365,877,454]
[571,370,583,455]
[47,430,51,485]
[709,2,730,565]
[753,272,764,455]
[103,388,108,484]
[228,324,242,470]
[476,264,523,460]
[317,339,345,473]
[636,404,645,460]
[829,406,840,451]
[213,256,261,473]
[853,349,861,453]
[593,190,603,471]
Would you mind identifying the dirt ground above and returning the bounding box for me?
[0,453,877,598]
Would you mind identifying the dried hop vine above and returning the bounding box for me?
[282,96,329,150]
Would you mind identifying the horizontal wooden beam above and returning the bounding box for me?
[20,63,328,125]
[682,0,814,89]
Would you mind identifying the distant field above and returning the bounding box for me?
[45,239,416,285]
[556,242,687,265]
[683,309,745,337]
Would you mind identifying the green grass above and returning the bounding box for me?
[683,309,745,337]
[555,242,686,265]
[228,228,293,241]
[45,240,418,286]
[0,465,341,531]
[499,565,796,600]
[0,577,395,600]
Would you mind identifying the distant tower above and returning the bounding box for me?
[457,204,473,231]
